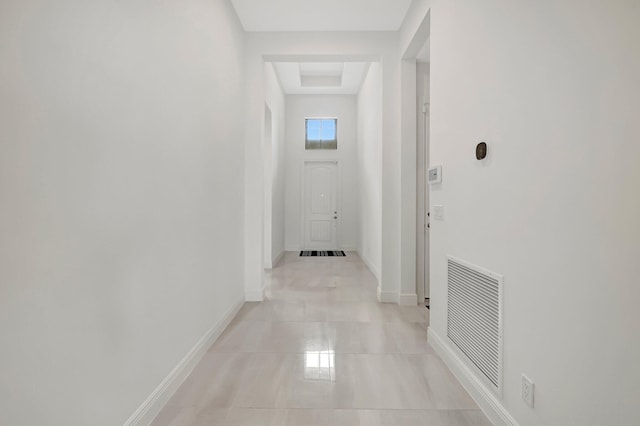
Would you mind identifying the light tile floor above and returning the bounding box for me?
[152,252,491,426]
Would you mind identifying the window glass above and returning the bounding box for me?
[305,118,337,149]
[306,120,322,141]
[321,119,336,140]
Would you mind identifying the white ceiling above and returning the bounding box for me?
[272,62,370,95]
[230,0,414,32]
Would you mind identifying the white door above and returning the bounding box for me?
[303,161,339,250]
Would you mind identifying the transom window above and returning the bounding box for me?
[305,118,337,150]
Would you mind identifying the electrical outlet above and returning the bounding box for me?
[522,374,535,408]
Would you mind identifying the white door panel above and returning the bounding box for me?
[311,221,332,241]
[304,161,339,250]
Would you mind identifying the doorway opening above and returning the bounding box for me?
[416,47,430,308]
[260,57,382,294]
[399,11,431,308]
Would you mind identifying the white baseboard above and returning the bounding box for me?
[245,285,266,302]
[377,285,398,303]
[358,251,380,282]
[398,293,418,306]
[264,250,285,270]
[340,245,357,252]
[428,328,519,426]
[271,250,285,268]
[124,297,244,426]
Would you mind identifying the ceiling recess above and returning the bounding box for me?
[272,62,370,95]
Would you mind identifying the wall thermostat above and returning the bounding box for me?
[428,165,442,184]
[476,142,488,160]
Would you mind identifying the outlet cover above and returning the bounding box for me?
[522,375,534,408]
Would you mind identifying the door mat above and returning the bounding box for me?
[299,251,346,257]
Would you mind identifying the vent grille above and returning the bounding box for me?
[447,257,503,391]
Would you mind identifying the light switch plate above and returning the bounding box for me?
[433,205,444,220]
[428,165,442,184]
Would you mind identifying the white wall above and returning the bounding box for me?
[0,1,245,425]
[429,0,640,424]
[264,63,286,267]
[357,63,382,280]
[284,95,358,251]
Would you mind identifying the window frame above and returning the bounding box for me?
[305,118,338,150]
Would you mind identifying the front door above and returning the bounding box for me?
[303,161,339,250]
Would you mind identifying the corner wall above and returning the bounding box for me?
[357,63,383,280]
[429,0,640,424]
[0,1,246,424]
[264,63,286,267]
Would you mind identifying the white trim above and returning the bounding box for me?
[377,285,397,303]
[340,245,357,251]
[124,298,244,426]
[245,284,266,302]
[398,293,418,306]
[428,328,519,426]
[264,249,285,270]
[271,250,285,268]
[263,258,273,270]
[359,251,380,282]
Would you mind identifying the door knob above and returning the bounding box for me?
[334,216,338,219]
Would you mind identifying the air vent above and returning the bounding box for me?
[447,256,503,393]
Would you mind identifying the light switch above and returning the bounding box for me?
[433,205,444,220]
[428,165,442,184]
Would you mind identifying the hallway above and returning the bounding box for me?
[152,253,490,425]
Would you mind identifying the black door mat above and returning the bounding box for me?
[300,251,346,257]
